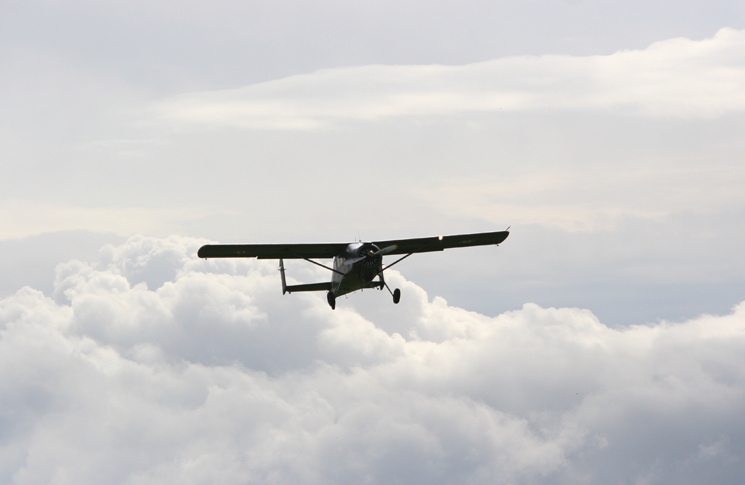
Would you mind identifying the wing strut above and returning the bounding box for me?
[275,248,345,276]
[296,256,345,276]
[377,241,434,275]
[379,252,415,273]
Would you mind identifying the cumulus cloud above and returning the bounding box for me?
[1,235,744,484]
[155,28,745,129]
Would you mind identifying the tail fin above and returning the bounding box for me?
[279,258,287,295]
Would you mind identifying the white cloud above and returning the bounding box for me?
[155,28,745,130]
[1,235,744,483]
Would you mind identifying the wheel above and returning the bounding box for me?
[393,288,401,304]
[327,291,336,310]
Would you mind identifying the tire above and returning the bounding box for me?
[327,291,336,310]
[393,288,401,304]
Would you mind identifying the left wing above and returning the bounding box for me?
[197,243,346,259]
[372,230,509,255]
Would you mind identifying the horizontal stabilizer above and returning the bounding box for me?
[284,282,332,293]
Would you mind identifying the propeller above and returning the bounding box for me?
[342,245,398,267]
[368,245,398,257]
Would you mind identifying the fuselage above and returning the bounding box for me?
[331,242,383,296]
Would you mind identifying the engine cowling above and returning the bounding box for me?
[357,243,381,268]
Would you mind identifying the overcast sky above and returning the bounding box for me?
[2,1,745,483]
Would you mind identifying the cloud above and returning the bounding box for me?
[0,200,217,240]
[0,230,126,300]
[154,28,745,130]
[1,235,744,483]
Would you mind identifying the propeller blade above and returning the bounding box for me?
[343,245,398,266]
[370,245,398,257]
[341,256,366,266]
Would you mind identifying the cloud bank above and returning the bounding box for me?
[1,235,744,484]
[155,28,745,129]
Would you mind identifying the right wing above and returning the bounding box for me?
[372,230,509,255]
[197,243,346,259]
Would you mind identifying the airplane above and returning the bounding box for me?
[197,230,509,309]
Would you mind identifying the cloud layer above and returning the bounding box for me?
[2,236,744,484]
[155,28,745,129]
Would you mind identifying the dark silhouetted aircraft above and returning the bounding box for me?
[198,230,509,309]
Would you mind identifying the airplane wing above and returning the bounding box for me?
[197,243,347,259]
[372,230,509,255]
[197,230,509,260]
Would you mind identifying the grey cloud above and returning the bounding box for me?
[0,231,125,300]
[401,208,745,325]
[1,235,744,483]
[153,29,745,130]
[2,0,742,91]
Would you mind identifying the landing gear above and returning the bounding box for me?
[327,291,336,310]
[382,277,401,305]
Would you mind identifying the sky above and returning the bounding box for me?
[2,0,745,483]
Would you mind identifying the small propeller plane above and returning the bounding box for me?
[197,230,509,309]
